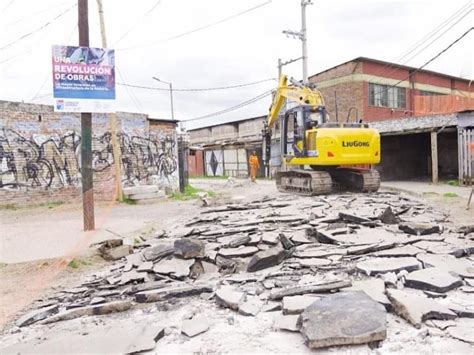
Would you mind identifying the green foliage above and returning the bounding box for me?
[446,180,459,186]
[68,258,91,269]
[0,204,16,210]
[443,192,458,198]
[122,197,137,205]
[170,184,217,201]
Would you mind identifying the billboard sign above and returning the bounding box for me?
[52,45,115,112]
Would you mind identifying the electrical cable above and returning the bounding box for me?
[364,1,472,85]
[1,0,14,12]
[373,8,472,84]
[112,0,162,46]
[31,25,77,102]
[2,0,71,30]
[118,0,272,51]
[116,67,144,113]
[370,27,473,100]
[0,4,76,52]
[184,89,273,121]
[117,78,276,92]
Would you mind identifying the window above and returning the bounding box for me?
[419,90,445,96]
[369,83,406,108]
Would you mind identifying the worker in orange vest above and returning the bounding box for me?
[249,150,260,183]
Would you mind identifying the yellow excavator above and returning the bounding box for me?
[263,75,381,195]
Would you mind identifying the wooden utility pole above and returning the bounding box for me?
[78,0,95,230]
[431,131,438,184]
[96,0,123,202]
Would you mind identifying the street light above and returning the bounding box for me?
[152,76,174,120]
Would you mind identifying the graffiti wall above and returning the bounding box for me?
[0,101,178,205]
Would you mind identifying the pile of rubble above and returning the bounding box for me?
[8,192,474,351]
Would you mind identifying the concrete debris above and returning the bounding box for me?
[218,246,259,258]
[417,253,474,278]
[181,316,210,337]
[274,314,300,332]
[299,258,331,268]
[346,279,390,308]
[269,280,351,300]
[174,238,205,259]
[43,300,132,324]
[153,258,194,279]
[378,206,400,224]
[9,191,474,352]
[16,305,59,327]
[282,295,320,314]
[215,286,246,310]
[338,212,373,225]
[373,245,424,257]
[98,239,133,261]
[238,297,263,316]
[137,261,154,272]
[387,289,457,328]
[399,223,441,236]
[247,247,289,272]
[426,319,457,330]
[299,291,387,348]
[404,268,463,293]
[2,322,165,354]
[143,243,175,261]
[136,284,213,303]
[356,257,421,276]
[447,320,474,344]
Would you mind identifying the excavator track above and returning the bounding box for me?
[275,169,333,196]
[330,168,380,193]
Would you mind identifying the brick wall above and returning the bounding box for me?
[318,81,365,123]
[0,101,179,206]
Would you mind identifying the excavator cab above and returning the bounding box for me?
[282,105,327,158]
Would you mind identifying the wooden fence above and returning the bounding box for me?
[458,127,473,186]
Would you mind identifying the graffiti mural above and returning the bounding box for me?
[0,128,178,190]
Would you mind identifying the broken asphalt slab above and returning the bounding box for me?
[2,321,164,354]
[404,267,463,293]
[387,289,457,328]
[356,257,421,276]
[299,291,387,349]
[269,280,351,300]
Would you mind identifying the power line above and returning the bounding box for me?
[117,78,276,92]
[2,0,72,30]
[366,2,472,85]
[374,8,472,84]
[184,89,273,121]
[116,67,144,113]
[0,4,76,52]
[371,27,473,100]
[112,0,163,46]
[1,0,14,12]
[31,25,77,101]
[118,0,272,51]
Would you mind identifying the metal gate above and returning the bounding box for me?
[458,127,473,186]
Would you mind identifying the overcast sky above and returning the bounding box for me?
[0,0,472,129]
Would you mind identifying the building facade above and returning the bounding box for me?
[0,101,179,206]
[188,116,267,178]
[309,57,473,123]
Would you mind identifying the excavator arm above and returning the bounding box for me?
[266,75,326,131]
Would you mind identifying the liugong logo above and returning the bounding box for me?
[342,141,370,147]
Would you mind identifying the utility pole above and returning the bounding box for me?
[283,0,312,84]
[78,0,95,231]
[301,0,310,84]
[152,77,174,120]
[96,0,123,202]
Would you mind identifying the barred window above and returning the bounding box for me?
[369,83,406,108]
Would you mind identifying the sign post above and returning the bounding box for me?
[51,0,116,230]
